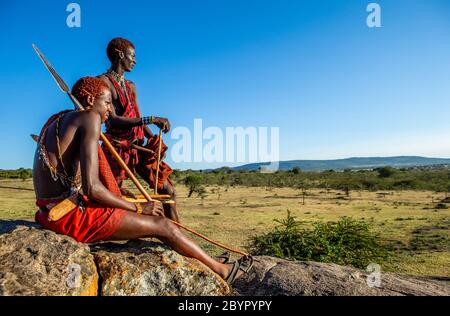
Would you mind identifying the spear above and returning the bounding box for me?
[154,128,163,195]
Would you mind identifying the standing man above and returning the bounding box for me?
[98,37,180,222]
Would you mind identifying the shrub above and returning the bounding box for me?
[375,166,396,178]
[183,174,203,197]
[0,168,33,179]
[248,211,389,269]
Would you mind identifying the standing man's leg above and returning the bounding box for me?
[136,161,181,222]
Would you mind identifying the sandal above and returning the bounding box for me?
[214,251,231,264]
[224,255,254,285]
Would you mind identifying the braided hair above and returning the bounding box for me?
[106,37,135,62]
[71,76,109,106]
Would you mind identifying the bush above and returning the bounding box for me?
[248,211,389,269]
[175,167,450,192]
[183,174,203,197]
[376,166,396,178]
[0,168,32,179]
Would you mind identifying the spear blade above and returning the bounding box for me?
[32,44,70,93]
[32,44,84,110]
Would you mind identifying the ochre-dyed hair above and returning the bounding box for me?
[106,37,135,62]
[71,77,109,106]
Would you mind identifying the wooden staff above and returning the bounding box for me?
[131,144,155,155]
[154,128,163,195]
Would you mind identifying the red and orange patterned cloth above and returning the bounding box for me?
[102,73,173,189]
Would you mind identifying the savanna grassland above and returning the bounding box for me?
[1,167,449,278]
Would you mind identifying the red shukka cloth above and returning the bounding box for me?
[35,142,127,243]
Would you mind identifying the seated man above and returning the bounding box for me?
[33,76,252,284]
[98,38,179,222]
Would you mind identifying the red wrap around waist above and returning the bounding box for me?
[35,198,126,243]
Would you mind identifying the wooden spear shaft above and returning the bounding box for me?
[68,93,155,202]
[154,128,163,195]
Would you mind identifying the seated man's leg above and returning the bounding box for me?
[108,212,233,279]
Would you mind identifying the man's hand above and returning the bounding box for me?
[141,201,165,216]
[153,117,171,133]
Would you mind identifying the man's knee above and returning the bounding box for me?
[157,217,179,239]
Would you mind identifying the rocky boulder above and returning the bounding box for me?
[92,240,229,296]
[1,220,449,296]
[232,256,450,296]
[0,220,98,296]
[0,220,229,296]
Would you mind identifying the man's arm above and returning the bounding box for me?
[79,112,137,211]
[107,106,143,128]
[128,81,153,138]
[102,79,169,133]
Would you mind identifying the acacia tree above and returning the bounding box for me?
[18,168,30,182]
[296,181,309,205]
[183,174,203,197]
[376,166,396,178]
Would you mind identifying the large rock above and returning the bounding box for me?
[0,220,98,296]
[0,220,229,296]
[1,220,449,296]
[233,256,450,296]
[92,240,230,296]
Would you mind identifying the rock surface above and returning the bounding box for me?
[1,220,449,296]
[232,256,450,296]
[92,240,229,296]
[0,220,98,296]
[0,220,228,296]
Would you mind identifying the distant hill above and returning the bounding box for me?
[232,156,450,171]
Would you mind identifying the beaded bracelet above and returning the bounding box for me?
[141,116,155,125]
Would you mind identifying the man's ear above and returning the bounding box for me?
[86,94,95,107]
[115,48,124,59]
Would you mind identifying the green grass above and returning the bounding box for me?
[0,179,36,219]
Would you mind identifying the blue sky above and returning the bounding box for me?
[1,0,450,170]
